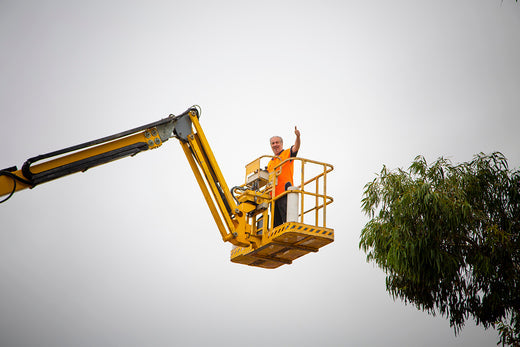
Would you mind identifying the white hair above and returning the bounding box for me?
[270,136,283,144]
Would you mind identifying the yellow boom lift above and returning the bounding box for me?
[0,107,334,268]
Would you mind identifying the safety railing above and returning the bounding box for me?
[243,155,334,230]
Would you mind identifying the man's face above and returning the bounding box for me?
[270,136,283,156]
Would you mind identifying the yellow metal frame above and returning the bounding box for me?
[269,156,334,228]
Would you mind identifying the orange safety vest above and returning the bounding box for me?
[267,148,295,197]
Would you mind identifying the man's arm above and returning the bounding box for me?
[291,126,301,156]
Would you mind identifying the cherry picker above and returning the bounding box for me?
[0,107,334,268]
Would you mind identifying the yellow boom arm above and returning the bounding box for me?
[174,109,253,247]
[0,107,256,247]
[1,113,177,198]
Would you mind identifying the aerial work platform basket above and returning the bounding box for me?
[231,156,334,269]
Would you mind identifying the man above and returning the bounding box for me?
[267,126,301,227]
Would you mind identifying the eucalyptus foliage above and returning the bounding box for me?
[360,152,520,345]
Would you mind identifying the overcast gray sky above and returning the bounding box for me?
[1,1,519,346]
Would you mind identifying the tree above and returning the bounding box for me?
[360,152,520,346]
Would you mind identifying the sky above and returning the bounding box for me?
[0,1,519,346]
